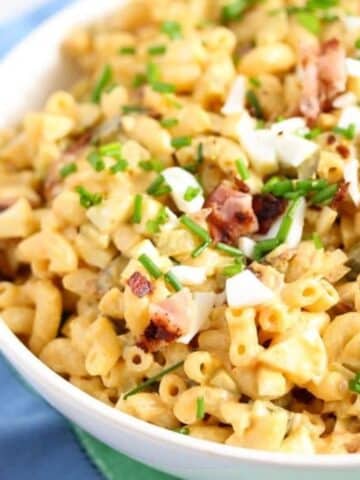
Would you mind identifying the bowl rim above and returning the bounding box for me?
[0,0,360,468]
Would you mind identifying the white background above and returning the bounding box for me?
[0,0,48,22]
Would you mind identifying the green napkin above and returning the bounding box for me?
[72,425,178,480]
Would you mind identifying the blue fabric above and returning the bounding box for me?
[0,2,102,479]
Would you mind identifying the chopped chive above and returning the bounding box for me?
[122,105,145,114]
[91,64,113,103]
[171,136,192,149]
[256,119,265,129]
[110,158,128,174]
[75,186,103,208]
[216,242,244,257]
[221,0,248,22]
[152,185,172,197]
[306,0,339,8]
[235,158,250,180]
[184,186,201,202]
[196,396,205,420]
[253,238,280,261]
[132,194,143,224]
[98,142,122,156]
[146,206,169,234]
[87,151,106,172]
[146,62,161,84]
[60,162,77,178]
[249,77,261,88]
[246,90,263,119]
[124,360,184,399]
[180,215,211,243]
[223,260,245,277]
[282,190,305,200]
[173,426,190,435]
[138,254,162,279]
[263,178,293,196]
[132,73,147,88]
[295,11,321,35]
[304,127,322,140]
[161,21,182,40]
[312,232,324,249]
[152,81,176,94]
[311,184,338,204]
[160,117,179,128]
[349,372,360,394]
[277,198,301,243]
[192,240,211,258]
[356,38,360,50]
[118,46,136,55]
[148,44,167,56]
[165,271,183,292]
[139,159,164,172]
[333,123,356,140]
[147,175,171,196]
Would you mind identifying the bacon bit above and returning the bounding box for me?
[331,301,353,316]
[299,39,346,124]
[252,194,288,234]
[326,134,336,145]
[205,181,258,244]
[331,181,349,210]
[65,130,93,154]
[137,313,182,352]
[336,144,350,159]
[234,178,250,193]
[127,271,153,298]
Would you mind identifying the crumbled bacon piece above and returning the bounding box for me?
[65,130,93,154]
[127,271,153,298]
[299,38,346,124]
[205,181,258,244]
[331,181,349,210]
[336,144,350,159]
[137,313,182,352]
[252,194,288,235]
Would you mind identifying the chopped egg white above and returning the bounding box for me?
[239,129,278,175]
[344,158,360,206]
[271,117,307,135]
[177,292,216,344]
[160,207,179,232]
[162,167,204,214]
[170,265,207,286]
[226,269,274,308]
[333,92,357,109]
[221,75,246,116]
[337,106,360,134]
[343,16,360,32]
[275,134,318,168]
[346,58,360,78]
[238,236,256,258]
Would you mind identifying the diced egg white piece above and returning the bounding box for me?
[333,92,357,109]
[160,207,179,232]
[275,134,318,168]
[226,270,274,308]
[344,158,360,206]
[238,236,256,259]
[129,239,159,260]
[271,117,307,136]
[162,167,204,214]
[285,197,306,248]
[177,292,216,344]
[255,216,283,241]
[239,129,278,175]
[235,110,257,137]
[343,16,360,32]
[221,75,247,116]
[170,265,207,286]
[337,106,360,135]
[346,58,360,78]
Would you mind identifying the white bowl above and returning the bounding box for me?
[0,2,360,478]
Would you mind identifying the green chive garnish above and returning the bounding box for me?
[75,186,103,208]
[146,207,169,234]
[349,372,360,394]
[124,361,184,399]
[223,258,245,277]
[333,123,356,140]
[356,38,360,50]
[192,240,211,258]
[139,159,164,172]
[87,151,106,172]
[165,271,183,292]
[216,243,244,257]
[235,158,250,180]
[196,396,205,420]
[148,44,167,56]
[132,194,143,224]
[173,426,190,435]
[184,186,201,202]
[152,81,176,94]
[249,77,261,88]
[171,136,192,149]
[119,46,136,55]
[221,0,248,22]
[254,238,280,261]
[60,162,77,178]
[147,175,171,196]
[110,158,128,174]
[277,198,301,243]
[132,73,147,88]
[180,215,211,243]
[311,184,338,204]
[98,142,122,157]
[304,127,322,140]
[91,64,113,104]
[161,21,182,40]
[122,105,145,114]
[138,254,162,279]
[146,62,160,84]
[312,232,323,249]
[295,11,321,35]
[160,117,179,128]
[246,90,263,119]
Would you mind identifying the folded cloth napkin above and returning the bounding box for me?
[0,1,175,478]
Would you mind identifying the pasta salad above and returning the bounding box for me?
[2,0,360,454]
